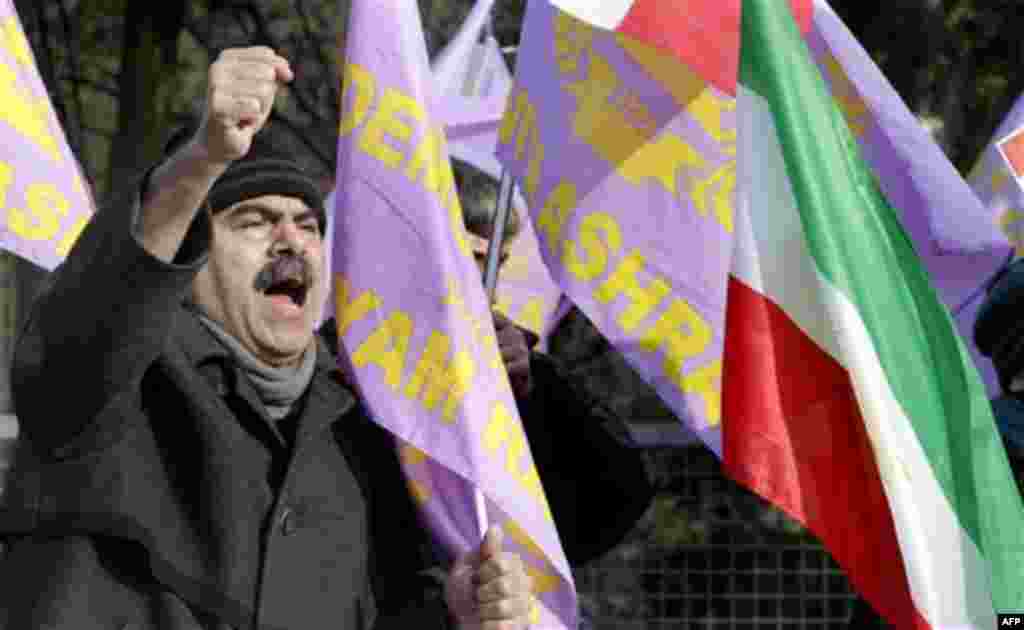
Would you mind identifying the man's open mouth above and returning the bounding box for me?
[264,276,308,307]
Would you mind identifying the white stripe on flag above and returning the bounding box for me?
[548,0,634,30]
[737,85,994,630]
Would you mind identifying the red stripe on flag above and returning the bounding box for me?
[616,0,814,95]
[721,277,931,630]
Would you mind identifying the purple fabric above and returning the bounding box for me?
[809,1,1010,396]
[433,7,566,344]
[333,1,575,627]
[0,1,94,271]
[497,0,733,454]
[497,0,1011,452]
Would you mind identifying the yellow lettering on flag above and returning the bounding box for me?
[334,276,382,336]
[619,134,704,194]
[535,181,577,255]
[504,518,545,558]
[359,87,424,169]
[483,403,554,522]
[404,330,475,423]
[443,282,504,373]
[553,12,595,77]
[681,359,722,426]
[499,90,545,202]
[687,91,737,153]
[493,297,512,318]
[0,162,66,241]
[352,310,413,390]
[595,250,671,333]
[564,53,652,165]
[639,297,712,394]
[515,298,546,336]
[0,63,61,164]
[525,565,562,596]
[338,63,376,136]
[405,127,447,194]
[689,161,736,233]
[1,18,34,68]
[564,212,622,282]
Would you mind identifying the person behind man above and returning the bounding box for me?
[449,158,654,574]
[973,258,1024,487]
[0,47,533,630]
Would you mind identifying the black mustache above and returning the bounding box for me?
[254,254,311,292]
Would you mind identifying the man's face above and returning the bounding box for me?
[193,194,325,367]
[469,232,512,275]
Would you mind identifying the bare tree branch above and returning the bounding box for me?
[58,0,87,159]
[58,75,120,97]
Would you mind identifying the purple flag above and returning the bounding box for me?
[433,4,565,345]
[0,2,94,271]
[806,1,1011,398]
[333,1,575,627]
[497,0,734,453]
[496,0,1010,454]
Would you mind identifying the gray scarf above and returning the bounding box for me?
[196,313,317,421]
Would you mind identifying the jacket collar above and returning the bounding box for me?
[175,306,358,436]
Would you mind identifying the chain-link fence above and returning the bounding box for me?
[574,445,860,629]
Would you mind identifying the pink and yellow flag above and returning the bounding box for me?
[433,1,566,344]
[0,1,93,271]
[333,1,575,626]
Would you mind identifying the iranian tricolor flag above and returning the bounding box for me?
[514,0,1024,627]
[728,1,1024,627]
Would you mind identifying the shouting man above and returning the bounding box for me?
[0,48,532,630]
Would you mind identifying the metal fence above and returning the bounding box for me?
[574,444,859,629]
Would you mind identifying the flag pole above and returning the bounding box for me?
[483,169,516,302]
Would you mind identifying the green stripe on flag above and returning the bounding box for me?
[739,0,1024,607]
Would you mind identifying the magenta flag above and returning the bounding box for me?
[496,0,1009,454]
[333,1,575,626]
[0,2,93,270]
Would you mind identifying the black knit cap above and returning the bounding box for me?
[974,257,1024,392]
[163,122,326,233]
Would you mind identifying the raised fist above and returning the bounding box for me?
[197,46,293,164]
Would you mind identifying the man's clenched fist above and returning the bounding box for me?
[198,47,293,164]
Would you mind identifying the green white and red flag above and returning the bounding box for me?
[498,0,1024,626]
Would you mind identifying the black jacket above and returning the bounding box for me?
[0,183,447,629]
[0,178,652,629]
